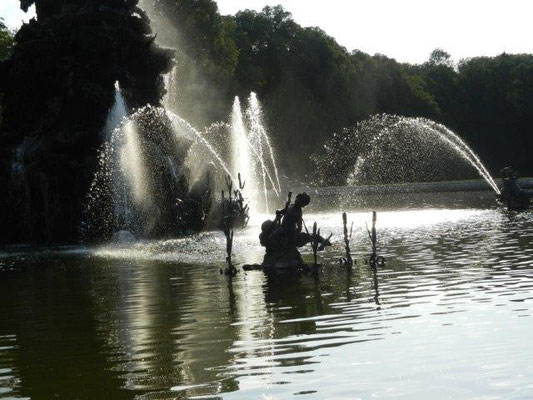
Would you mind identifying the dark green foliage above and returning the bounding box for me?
[142,0,239,125]
[0,0,173,243]
[0,18,14,127]
[0,0,531,238]
[0,18,14,61]
[228,7,438,174]
[428,48,454,68]
[156,2,533,179]
[454,54,533,174]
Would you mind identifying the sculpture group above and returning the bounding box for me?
[259,192,331,270]
[497,167,531,211]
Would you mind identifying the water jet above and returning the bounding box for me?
[316,114,500,194]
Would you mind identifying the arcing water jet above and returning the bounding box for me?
[316,114,500,193]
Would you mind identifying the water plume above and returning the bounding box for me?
[416,119,500,194]
[316,114,500,194]
[166,110,235,181]
[119,120,151,206]
[85,98,236,239]
[85,80,282,240]
[248,93,281,192]
[230,97,250,183]
[244,93,282,212]
[102,81,128,139]
[230,97,259,213]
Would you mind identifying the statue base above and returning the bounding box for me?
[497,193,531,211]
[242,263,321,275]
[262,246,303,270]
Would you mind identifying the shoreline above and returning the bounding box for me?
[292,178,533,197]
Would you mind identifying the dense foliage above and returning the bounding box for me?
[0,18,14,127]
[0,0,174,243]
[0,18,14,60]
[147,1,533,181]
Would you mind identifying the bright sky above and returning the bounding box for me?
[2,0,532,64]
[0,0,34,29]
[216,0,533,64]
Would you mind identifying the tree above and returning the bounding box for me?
[0,17,15,128]
[143,0,239,125]
[0,18,14,60]
[428,48,454,68]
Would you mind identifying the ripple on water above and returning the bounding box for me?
[0,203,533,399]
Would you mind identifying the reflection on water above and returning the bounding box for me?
[1,190,533,399]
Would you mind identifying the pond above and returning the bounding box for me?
[1,188,533,399]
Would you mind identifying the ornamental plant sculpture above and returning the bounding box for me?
[337,212,354,268]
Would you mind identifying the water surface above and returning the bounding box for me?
[1,189,533,399]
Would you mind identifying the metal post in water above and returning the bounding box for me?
[341,212,353,268]
[371,211,377,270]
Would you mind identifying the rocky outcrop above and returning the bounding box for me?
[0,0,173,243]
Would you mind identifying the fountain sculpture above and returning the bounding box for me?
[497,167,531,211]
[84,101,214,241]
[259,192,331,270]
[84,84,280,241]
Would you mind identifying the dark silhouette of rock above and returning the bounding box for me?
[0,0,174,243]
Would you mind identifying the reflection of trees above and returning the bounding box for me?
[3,208,525,399]
[0,256,131,399]
[88,259,244,398]
[0,255,251,400]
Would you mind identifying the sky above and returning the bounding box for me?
[2,0,533,64]
[0,0,34,29]
[218,0,533,64]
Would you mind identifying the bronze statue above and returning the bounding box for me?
[259,192,331,269]
[497,167,531,211]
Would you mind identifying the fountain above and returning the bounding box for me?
[84,83,281,241]
[246,93,282,212]
[230,97,259,213]
[102,82,129,139]
[84,99,214,241]
[183,92,281,215]
[315,114,500,194]
[165,111,235,180]
[157,44,281,216]
[214,93,282,214]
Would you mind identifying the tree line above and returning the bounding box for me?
[3,3,533,181]
[0,18,14,126]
